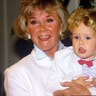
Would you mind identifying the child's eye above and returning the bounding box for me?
[73,36,80,39]
[85,36,91,40]
[47,18,54,23]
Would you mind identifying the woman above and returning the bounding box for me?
[4,0,90,96]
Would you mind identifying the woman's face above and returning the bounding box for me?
[26,8,62,57]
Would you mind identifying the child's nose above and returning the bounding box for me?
[79,39,84,45]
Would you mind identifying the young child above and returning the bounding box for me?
[47,7,96,96]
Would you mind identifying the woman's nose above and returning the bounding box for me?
[40,23,46,31]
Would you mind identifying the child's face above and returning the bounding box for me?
[72,23,96,59]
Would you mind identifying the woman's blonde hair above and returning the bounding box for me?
[68,7,96,33]
[13,0,68,39]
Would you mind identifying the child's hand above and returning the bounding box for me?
[72,76,91,88]
[92,78,96,87]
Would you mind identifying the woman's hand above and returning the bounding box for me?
[53,80,91,96]
[72,76,91,88]
[92,78,96,87]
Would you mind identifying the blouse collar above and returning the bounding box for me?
[34,41,64,60]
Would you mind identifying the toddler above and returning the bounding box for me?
[47,7,96,96]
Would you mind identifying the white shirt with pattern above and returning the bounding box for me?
[47,46,96,95]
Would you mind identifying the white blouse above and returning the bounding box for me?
[4,41,64,96]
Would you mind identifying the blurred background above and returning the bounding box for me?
[0,0,96,96]
[0,0,20,95]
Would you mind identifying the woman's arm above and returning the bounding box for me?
[4,67,33,96]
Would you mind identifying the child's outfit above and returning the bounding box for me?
[47,46,96,96]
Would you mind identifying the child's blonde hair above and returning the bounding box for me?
[68,7,96,33]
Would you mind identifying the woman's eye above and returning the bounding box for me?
[30,20,38,25]
[47,18,54,23]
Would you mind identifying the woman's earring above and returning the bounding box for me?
[25,33,31,39]
[27,33,31,39]
[60,30,62,36]
[60,30,64,39]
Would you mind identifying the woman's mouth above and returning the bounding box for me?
[39,35,50,41]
